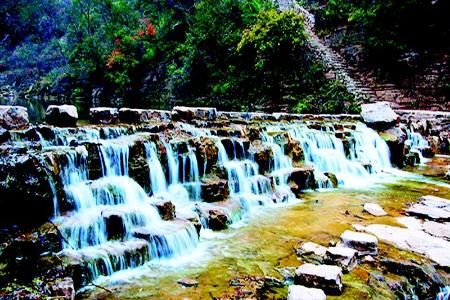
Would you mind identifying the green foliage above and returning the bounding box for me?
[313,0,449,70]
[0,0,361,114]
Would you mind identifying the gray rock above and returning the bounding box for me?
[46,105,78,127]
[339,230,378,256]
[363,203,388,217]
[361,102,398,130]
[177,278,198,287]
[89,107,119,124]
[46,277,75,300]
[360,223,450,268]
[294,263,343,294]
[172,106,217,122]
[0,105,29,129]
[287,285,326,300]
[406,195,450,221]
[324,246,358,272]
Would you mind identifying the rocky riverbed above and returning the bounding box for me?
[0,103,449,299]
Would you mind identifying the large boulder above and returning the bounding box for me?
[46,105,78,127]
[294,263,343,294]
[361,102,398,130]
[288,167,317,194]
[379,126,407,167]
[172,106,217,122]
[0,105,29,129]
[89,107,119,124]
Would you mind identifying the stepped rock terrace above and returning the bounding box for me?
[0,105,449,299]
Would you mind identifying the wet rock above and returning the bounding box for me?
[380,127,407,167]
[294,263,343,294]
[193,137,219,175]
[152,199,176,221]
[201,179,229,202]
[324,246,358,272]
[128,137,151,189]
[405,151,420,166]
[46,277,75,300]
[287,285,326,300]
[172,106,217,122]
[406,195,450,221]
[288,167,316,194]
[0,153,57,225]
[286,139,304,167]
[361,102,398,130]
[103,213,125,240]
[0,238,41,283]
[89,107,119,125]
[360,223,450,268]
[208,209,230,230]
[363,203,387,217]
[177,278,198,287]
[296,242,327,256]
[380,258,443,298]
[119,108,149,124]
[46,105,78,127]
[339,230,378,256]
[324,172,338,188]
[0,127,10,143]
[249,140,273,174]
[0,105,29,129]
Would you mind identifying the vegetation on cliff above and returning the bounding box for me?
[0,0,357,115]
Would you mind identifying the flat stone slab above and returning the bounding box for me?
[406,195,450,221]
[363,203,387,217]
[339,230,378,256]
[288,285,326,300]
[297,242,327,257]
[324,246,358,272]
[294,263,343,294]
[397,216,450,241]
[360,223,450,268]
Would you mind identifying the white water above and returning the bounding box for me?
[406,127,430,165]
[45,119,397,283]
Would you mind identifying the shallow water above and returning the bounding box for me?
[81,170,450,299]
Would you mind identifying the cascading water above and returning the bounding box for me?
[216,140,274,211]
[287,122,391,187]
[36,116,395,284]
[406,127,430,165]
[261,128,296,200]
[54,134,199,281]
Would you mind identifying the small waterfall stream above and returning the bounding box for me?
[38,119,399,283]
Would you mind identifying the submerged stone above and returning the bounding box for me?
[363,203,388,216]
[294,263,343,294]
[287,285,326,300]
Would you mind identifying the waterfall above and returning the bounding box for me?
[261,128,296,200]
[406,127,430,165]
[55,134,199,281]
[287,122,391,187]
[217,140,273,210]
[41,116,395,283]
